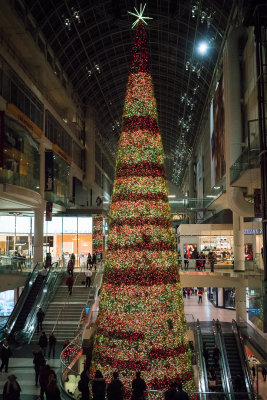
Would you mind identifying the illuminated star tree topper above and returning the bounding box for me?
[128,3,153,28]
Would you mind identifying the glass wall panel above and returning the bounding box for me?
[0,117,40,191]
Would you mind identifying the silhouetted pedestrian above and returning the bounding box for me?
[45,374,61,400]
[251,365,255,381]
[213,345,221,366]
[85,269,93,287]
[107,371,124,400]
[0,340,12,373]
[37,308,45,333]
[66,274,74,295]
[176,382,189,400]
[38,332,48,356]
[48,332,56,359]
[78,368,90,400]
[131,371,146,400]
[165,383,177,400]
[203,343,209,366]
[92,370,106,400]
[33,349,45,386]
[262,366,267,382]
[3,374,21,400]
[39,364,56,400]
[234,374,243,392]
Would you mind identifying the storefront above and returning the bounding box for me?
[0,215,93,263]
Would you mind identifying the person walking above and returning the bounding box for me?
[213,345,221,366]
[164,383,177,400]
[184,255,189,270]
[262,366,267,382]
[67,258,74,276]
[131,371,146,400]
[198,288,203,304]
[87,253,92,269]
[92,370,106,400]
[48,332,57,359]
[66,274,74,295]
[39,364,56,400]
[251,365,255,381]
[33,349,45,386]
[37,307,45,333]
[176,382,189,400]
[203,343,209,367]
[38,332,48,356]
[78,368,90,400]
[107,371,124,400]
[92,253,97,270]
[3,374,21,400]
[0,340,12,373]
[70,253,75,266]
[85,268,93,288]
[45,253,52,269]
[208,252,216,272]
[45,374,61,400]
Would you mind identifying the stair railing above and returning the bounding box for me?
[0,262,42,340]
[232,319,255,399]
[213,319,235,400]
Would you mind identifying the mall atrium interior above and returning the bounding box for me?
[0,0,267,399]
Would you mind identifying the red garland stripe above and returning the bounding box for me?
[109,217,171,228]
[103,266,179,286]
[112,192,168,202]
[148,345,187,359]
[122,116,159,133]
[102,355,148,371]
[98,329,145,341]
[108,241,175,252]
[116,162,165,178]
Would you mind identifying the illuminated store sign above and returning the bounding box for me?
[244,228,263,235]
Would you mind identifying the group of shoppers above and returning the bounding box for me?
[183,251,217,272]
[77,370,189,400]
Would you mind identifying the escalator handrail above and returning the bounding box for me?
[196,318,209,393]
[26,261,65,343]
[232,319,254,399]
[0,262,42,338]
[213,319,235,400]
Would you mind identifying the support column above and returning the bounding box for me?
[233,213,245,271]
[235,287,247,323]
[33,205,44,264]
[188,160,195,224]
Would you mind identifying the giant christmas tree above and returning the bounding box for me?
[91,20,196,399]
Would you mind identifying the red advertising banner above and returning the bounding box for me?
[254,188,262,218]
[0,111,4,168]
[46,201,53,221]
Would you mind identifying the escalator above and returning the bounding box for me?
[216,319,254,400]
[201,330,223,392]
[1,261,64,343]
[10,274,44,335]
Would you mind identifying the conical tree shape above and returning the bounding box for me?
[91,22,196,397]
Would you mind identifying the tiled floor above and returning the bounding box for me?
[184,290,236,322]
[184,290,267,400]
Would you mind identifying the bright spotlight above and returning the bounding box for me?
[197,41,208,55]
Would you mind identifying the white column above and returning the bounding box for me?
[233,213,245,271]
[33,205,44,264]
[188,161,195,224]
[235,287,247,323]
